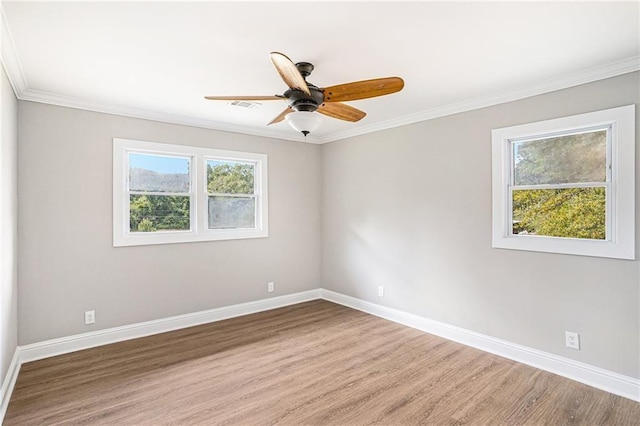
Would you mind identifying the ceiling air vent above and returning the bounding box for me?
[228,101,261,109]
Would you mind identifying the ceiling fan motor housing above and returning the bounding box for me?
[285,84,325,112]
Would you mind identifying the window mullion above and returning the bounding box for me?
[194,153,205,234]
[129,191,191,197]
[512,182,608,191]
[206,193,256,198]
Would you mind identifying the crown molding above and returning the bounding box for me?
[17,88,323,144]
[317,56,640,143]
[0,1,637,145]
[0,2,320,145]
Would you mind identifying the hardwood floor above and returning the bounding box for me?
[5,300,639,425]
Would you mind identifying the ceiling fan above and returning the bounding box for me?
[205,52,404,136]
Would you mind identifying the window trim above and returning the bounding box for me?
[491,105,635,259]
[113,138,268,247]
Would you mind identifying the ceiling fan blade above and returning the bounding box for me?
[270,52,311,96]
[204,95,284,101]
[317,102,366,122]
[267,106,292,125]
[322,77,404,102]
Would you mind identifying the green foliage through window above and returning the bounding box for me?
[129,195,190,232]
[207,161,255,194]
[512,188,606,240]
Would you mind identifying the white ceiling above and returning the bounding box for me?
[1,1,638,143]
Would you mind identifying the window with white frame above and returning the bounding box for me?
[113,138,268,247]
[491,105,635,259]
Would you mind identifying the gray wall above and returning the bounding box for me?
[18,102,322,344]
[15,72,640,380]
[1,67,18,381]
[321,72,640,378]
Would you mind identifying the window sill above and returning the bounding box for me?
[113,229,269,247]
[492,233,634,260]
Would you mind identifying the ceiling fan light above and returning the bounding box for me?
[285,111,323,136]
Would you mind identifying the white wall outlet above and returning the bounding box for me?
[378,286,384,298]
[267,282,274,293]
[565,331,580,350]
[84,310,95,325]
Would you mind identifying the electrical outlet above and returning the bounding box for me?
[378,286,384,298]
[565,331,580,350]
[268,282,274,293]
[85,310,95,325]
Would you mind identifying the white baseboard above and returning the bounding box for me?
[0,349,20,422]
[320,289,640,402]
[20,289,321,363]
[3,287,637,424]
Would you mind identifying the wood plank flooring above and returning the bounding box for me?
[5,300,640,425]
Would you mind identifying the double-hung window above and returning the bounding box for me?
[113,138,268,246]
[491,105,635,259]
